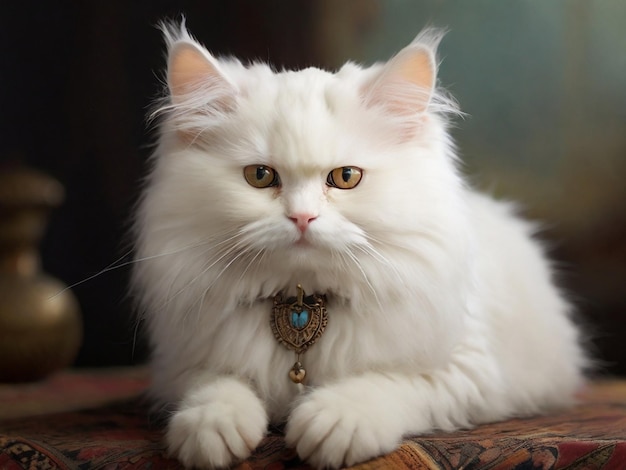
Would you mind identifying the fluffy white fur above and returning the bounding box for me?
[132,23,587,469]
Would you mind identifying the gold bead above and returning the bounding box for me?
[289,363,306,384]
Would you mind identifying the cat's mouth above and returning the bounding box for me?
[294,236,313,248]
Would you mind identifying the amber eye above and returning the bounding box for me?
[244,165,280,188]
[327,166,363,190]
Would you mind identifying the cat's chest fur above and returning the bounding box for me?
[172,271,467,421]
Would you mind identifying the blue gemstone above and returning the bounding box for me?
[291,310,309,329]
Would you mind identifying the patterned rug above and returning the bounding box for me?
[1,371,625,469]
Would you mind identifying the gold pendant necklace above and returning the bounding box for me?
[271,284,328,384]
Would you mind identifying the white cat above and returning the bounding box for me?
[132,22,587,469]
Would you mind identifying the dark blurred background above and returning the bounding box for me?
[1,1,624,374]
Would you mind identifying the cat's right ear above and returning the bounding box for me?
[167,41,236,108]
[160,37,238,141]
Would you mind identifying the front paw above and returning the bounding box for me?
[166,378,268,469]
[286,387,402,468]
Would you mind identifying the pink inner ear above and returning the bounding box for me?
[164,42,237,142]
[394,48,435,96]
[364,46,436,116]
[168,42,230,101]
[169,45,207,96]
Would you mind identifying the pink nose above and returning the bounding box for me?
[288,213,318,233]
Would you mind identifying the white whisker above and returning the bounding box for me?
[49,236,224,300]
[343,247,383,312]
[160,235,244,310]
[355,241,405,286]
[48,249,133,300]
[188,246,253,322]
[238,248,266,282]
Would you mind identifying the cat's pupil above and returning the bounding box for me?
[256,167,267,180]
[342,168,352,183]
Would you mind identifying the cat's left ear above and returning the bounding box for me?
[363,31,440,119]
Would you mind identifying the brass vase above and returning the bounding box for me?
[0,166,82,382]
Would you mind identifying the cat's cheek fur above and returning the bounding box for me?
[166,376,268,469]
